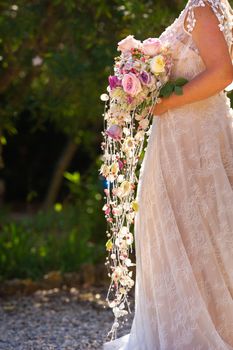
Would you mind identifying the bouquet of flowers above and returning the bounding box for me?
[99,35,187,341]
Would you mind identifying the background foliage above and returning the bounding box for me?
[0,0,232,280]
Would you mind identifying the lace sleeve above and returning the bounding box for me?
[183,0,233,50]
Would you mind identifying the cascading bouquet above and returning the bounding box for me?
[99,35,187,341]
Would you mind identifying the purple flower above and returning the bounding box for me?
[139,71,151,85]
[118,159,124,170]
[105,125,122,140]
[108,75,122,90]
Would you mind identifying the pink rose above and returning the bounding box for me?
[117,35,141,53]
[122,73,142,96]
[142,38,162,56]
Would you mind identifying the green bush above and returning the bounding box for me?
[0,166,106,280]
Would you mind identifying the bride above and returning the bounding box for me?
[103,0,233,349]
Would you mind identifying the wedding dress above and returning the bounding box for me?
[103,0,233,349]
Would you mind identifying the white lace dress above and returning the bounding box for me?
[103,0,233,349]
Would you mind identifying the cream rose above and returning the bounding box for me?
[150,55,166,74]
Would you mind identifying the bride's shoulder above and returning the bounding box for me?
[184,0,232,24]
[159,0,233,49]
[184,0,221,32]
[183,0,233,47]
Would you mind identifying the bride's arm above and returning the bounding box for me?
[153,4,233,116]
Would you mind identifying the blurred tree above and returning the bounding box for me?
[3,0,232,206]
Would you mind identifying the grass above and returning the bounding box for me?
[0,202,106,281]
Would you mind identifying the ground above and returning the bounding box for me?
[0,286,134,350]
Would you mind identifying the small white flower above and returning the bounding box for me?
[112,266,123,281]
[123,202,131,211]
[100,93,109,101]
[113,306,128,318]
[109,300,117,307]
[32,56,43,66]
[135,130,145,141]
[119,226,129,237]
[117,174,125,183]
[126,232,134,245]
[126,211,136,223]
[139,118,150,129]
[123,127,130,136]
[125,258,132,266]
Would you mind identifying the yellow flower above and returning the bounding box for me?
[150,54,166,74]
[119,180,131,197]
[100,164,110,177]
[131,200,139,212]
[106,239,113,251]
[110,162,119,176]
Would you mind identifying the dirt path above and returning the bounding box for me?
[0,286,134,350]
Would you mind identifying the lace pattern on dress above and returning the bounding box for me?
[183,0,233,49]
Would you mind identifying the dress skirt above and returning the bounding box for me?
[103,91,233,350]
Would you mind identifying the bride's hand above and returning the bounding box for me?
[152,97,169,117]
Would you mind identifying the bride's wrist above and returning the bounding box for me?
[163,93,176,110]
[165,91,188,110]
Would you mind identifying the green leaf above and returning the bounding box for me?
[159,82,175,97]
[174,86,183,95]
[174,77,189,86]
